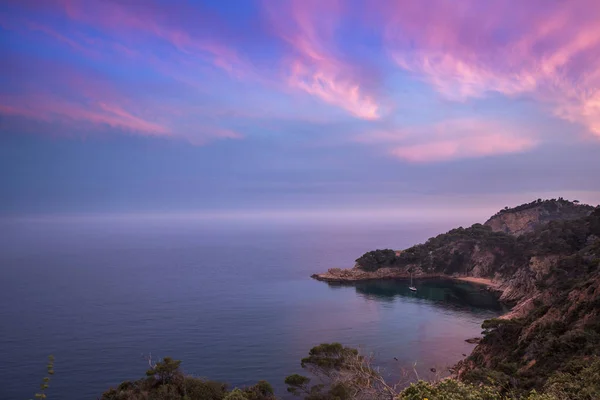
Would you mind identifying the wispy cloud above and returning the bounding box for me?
[356,119,537,163]
[382,0,600,137]
[1,93,170,136]
[265,0,382,120]
[2,0,599,158]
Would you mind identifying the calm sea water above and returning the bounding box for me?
[0,217,503,399]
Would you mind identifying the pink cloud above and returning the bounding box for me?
[0,49,171,136]
[356,119,537,163]
[0,93,170,136]
[0,35,248,144]
[391,134,536,163]
[265,0,382,120]
[1,90,247,146]
[381,0,600,137]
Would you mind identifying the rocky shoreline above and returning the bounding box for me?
[311,267,504,294]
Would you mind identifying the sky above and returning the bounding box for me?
[1,0,600,219]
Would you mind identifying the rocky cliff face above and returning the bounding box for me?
[484,198,594,236]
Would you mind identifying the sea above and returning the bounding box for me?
[0,216,505,399]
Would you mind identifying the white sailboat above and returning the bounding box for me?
[409,272,417,292]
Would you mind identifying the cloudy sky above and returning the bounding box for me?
[1,0,599,217]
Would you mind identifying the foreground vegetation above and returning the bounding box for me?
[100,356,276,400]
[98,343,599,399]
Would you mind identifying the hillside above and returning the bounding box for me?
[312,199,600,396]
[458,206,600,395]
[314,199,596,304]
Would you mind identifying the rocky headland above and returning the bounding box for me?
[312,198,600,393]
[313,198,594,305]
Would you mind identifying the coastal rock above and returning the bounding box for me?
[498,268,537,303]
[311,266,409,282]
[499,295,538,320]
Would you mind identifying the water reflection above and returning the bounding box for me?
[326,279,506,312]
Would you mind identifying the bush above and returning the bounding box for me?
[223,388,248,400]
[100,357,269,400]
[182,377,227,400]
[398,379,502,400]
[543,357,600,400]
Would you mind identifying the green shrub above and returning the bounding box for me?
[543,357,600,400]
[398,379,501,400]
[223,389,248,400]
[182,377,227,400]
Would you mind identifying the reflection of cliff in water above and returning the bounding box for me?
[328,279,506,312]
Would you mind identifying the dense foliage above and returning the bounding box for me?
[398,379,502,400]
[282,344,589,400]
[355,222,523,277]
[354,249,397,272]
[96,343,598,400]
[283,343,595,400]
[100,357,275,400]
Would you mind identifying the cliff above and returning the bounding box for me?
[457,207,600,394]
[484,198,594,236]
[312,199,600,395]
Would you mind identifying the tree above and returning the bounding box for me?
[243,380,276,400]
[223,388,248,400]
[146,357,182,385]
[182,377,228,400]
[285,374,312,396]
[285,343,399,400]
